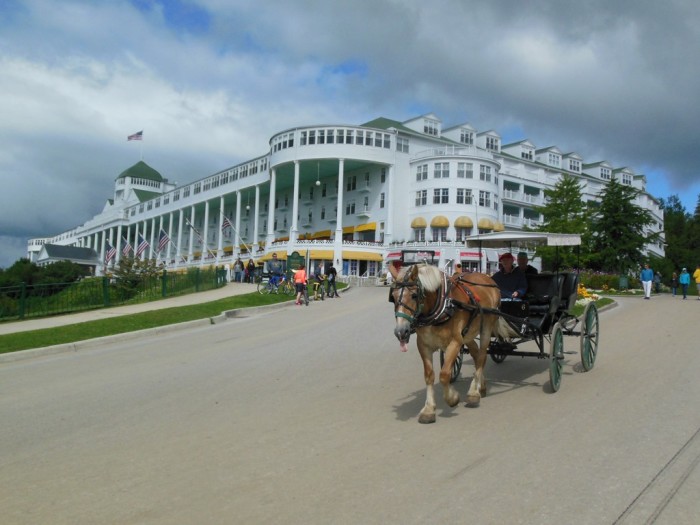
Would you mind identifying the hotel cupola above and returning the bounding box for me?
[114,161,174,202]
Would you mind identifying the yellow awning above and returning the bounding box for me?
[342,226,355,234]
[454,216,474,228]
[411,217,427,228]
[312,229,332,239]
[430,215,449,228]
[342,250,383,262]
[478,218,495,229]
[493,221,505,232]
[260,251,288,261]
[354,222,377,232]
[310,249,334,259]
[223,246,234,253]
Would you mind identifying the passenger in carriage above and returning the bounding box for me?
[516,252,538,275]
[492,252,528,299]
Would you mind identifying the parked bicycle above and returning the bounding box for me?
[311,275,326,301]
[257,274,295,295]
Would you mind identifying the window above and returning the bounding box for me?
[193,182,201,194]
[457,162,473,178]
[414,228,425,242]
[434,162,449,178]
[548,153,560,167]
[480,165,492,182]
[374,133,382,147]
[326,129,334,144]
[308,130,316,145]
[337,129,345,144]
[457,188,472,204]
[346,130,354,144]
[396,137,409,153]
[356,131,363,145]
[522,149,533,161]
[300,131,307,146]
[486,136,499,151]
[321,206,326,220]
[345,202,356,215]
[322,182,327,197]
[479,190,491,207]
[460,129,473,145]
[432,227,447,242]
[569,159,580,172]
[423,118,439,136]
[365,131,372,146]
[383,134,390,148]
[346,175,357,191]
[622,173,632,185]
[317,130,325,144]
[380,192,385,208]
[433,188,449,204]
[183,187,190,198]
[455,227,471,241]
[601,168,611,180]
[416,164,428,181]
[381,167,386,183]
[415,190,427,206]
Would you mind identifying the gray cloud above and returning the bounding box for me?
[2,0,699,268]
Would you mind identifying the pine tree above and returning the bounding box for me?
[588,178,658,273]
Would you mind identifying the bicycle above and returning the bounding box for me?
[257,274,294,295]
[311,276,326,301]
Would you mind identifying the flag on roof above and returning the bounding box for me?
[105,241,117,263]
[122,236,133,257]
[127,130,143,141]
[158,229,170,252]
[136,234,149,257]
[221,216,233,231]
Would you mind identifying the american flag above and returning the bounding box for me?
[136,234,149,257]
[127,130,143,141]
[221,215,233,231]
[158,229,170,252]
[121,236,133,257]
[105,241,117,263]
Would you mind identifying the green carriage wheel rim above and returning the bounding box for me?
[580,302,599,371]
[549,323,564,392]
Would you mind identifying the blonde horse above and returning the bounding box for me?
[388,263,501,423]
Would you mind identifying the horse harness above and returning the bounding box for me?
[391,270,498,337]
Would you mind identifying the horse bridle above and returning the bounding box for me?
[389,277,425,328]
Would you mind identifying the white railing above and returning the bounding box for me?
[411,145,494,162]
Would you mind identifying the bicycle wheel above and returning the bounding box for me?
[257,280,271,294]
[283,281,296,296]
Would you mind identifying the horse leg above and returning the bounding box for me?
[464,340,483,406]
[417,343,437,424]
[439,340,461,408]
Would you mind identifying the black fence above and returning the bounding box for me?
[0,267,228,321]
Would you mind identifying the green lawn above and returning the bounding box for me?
[0,291,297,354]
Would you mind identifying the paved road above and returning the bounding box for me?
[1,289,699,524]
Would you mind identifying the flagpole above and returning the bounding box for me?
[221,211,252,256]
[185,217,216,259]
[140,129,144,161]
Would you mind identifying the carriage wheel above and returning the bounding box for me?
[439,349,464,384]
[491,352,507,364]
[548,323,564,392]
[580,302,599,371]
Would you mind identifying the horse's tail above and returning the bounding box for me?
[496,317,520,339]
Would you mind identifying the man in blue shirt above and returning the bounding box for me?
[640,263,654,300]
[492,253,528,299]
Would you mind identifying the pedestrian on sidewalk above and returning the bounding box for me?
[327,262,339,298]
[671,272,678,297]
[693,264,700,300]
[640,263,654,300]
[294,263,309,306]
[679,268,690,299]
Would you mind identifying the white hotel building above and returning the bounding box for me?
[27,113,665,275]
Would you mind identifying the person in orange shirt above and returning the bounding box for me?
[294,263,309,306]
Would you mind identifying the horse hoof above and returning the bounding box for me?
[446,394,460,408]
[418,413,436,424]
[465,395,481,407]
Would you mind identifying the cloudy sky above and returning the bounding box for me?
[2,0,700,268]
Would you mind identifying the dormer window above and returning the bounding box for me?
[601,168,611,180]
[548,153,560,167]
[423,118,439,136]
[622,173,632,185]
[460,129,473,145]
[486,136,499,152]
[522,149,533,161]
[569,159,581,172]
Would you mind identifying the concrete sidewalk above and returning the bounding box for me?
[0,282,261,336]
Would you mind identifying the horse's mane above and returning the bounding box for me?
[396,263,443,292]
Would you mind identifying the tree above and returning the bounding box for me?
[535,174,590,269]
[659,195,692,272]
[588,178,659,273]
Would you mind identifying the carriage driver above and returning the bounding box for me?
[492,252,528,299]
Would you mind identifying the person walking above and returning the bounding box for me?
[679,267,690,300]
[294,263,309,306]
[671,272,679,297]
[246,259,256,283]
[327,262,339,298]
[640,263,654,300]
[693,264,700,300]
